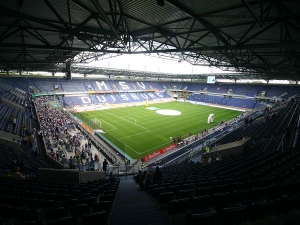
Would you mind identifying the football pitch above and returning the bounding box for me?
[75,101,242,159]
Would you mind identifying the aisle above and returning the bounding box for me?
[110,176,174,225]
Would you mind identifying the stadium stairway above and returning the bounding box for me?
[110,176,174,225]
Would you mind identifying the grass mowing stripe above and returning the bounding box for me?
[75,101,242,159]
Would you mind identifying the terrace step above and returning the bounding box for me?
[110,176,173,225]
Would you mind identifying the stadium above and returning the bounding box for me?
[0,1,300,225]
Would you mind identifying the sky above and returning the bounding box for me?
[32,53,292,83]
[87,53,229,74]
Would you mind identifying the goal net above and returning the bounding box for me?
[90,118,102,129]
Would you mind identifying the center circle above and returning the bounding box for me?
[156,109,181,116]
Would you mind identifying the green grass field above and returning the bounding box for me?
[75,101,242,159]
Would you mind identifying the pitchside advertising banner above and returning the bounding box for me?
[81,122,95,135]
[142,143,177,162]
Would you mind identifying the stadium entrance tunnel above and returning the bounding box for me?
[156,109,181,116]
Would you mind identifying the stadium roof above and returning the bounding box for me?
[0,0,300,80]
[44,64,250,80]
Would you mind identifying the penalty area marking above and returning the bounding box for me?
[119,130,151,140]
[128,117,137,124]
[156,109,181,116]
[101,119,118,131]
[108,113,149,131]
[123,143,141,155]
[139,141,174,154]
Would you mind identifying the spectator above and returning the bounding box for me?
[9,167,28,180]
[134,170,142,183]
[89,158,95,171]
[109,172,115,181]
[152,166,163,185]
[202,156,208,166]
[144,171,152,190]
[102,159,108,175]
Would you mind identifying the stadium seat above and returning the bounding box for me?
[273,196,299,215]
[70,204,90,218]
[151,187,165,200]
[220,205,246,225]
[167,198,189,215]
[11,208,30,222]
[92,201,112,214]
[99,194,114,204]
[191,195,210,212]
[189,211,217,225]
[247,201,274,221]
[248,187,268,202]
[46,207,68,221]
[0,205,15,225]
[231,189,249,205]
[211,192,231,210]
[178,189,194,206]
[195,187,211,197]
[47,217,73,225]
[215,184,230,194]
[157,192,174,210]
[82,211,107,225]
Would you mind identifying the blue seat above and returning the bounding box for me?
[221,205,246,225]
[46,207,68,221]
[189,211,217,225]
[167,199,189,215]
[82,212,107,225]
[92,201,112,213]
[48,217,73,225]
[191,195,210,212]
[248,201,274,221]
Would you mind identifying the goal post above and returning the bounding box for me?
[90,118,102,129]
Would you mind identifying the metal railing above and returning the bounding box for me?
[109,164,140,176]
[160,110,262,167]
[63,109,118,164]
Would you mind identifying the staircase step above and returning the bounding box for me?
[110,176,173,225]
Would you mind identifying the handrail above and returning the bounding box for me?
[62,109,118,164]
[274,101,299,152]
[263,102,295,152]
[109,164,140,176]
[291,114,300,149]
[159,109,264,167]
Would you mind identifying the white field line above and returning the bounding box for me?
[139,141,173,154]
[101,119,118,131]
[128,117,137,124]
[123,143,141,155]
[119,130,151,140]
[138,114,240,155]
[107,113,150,131]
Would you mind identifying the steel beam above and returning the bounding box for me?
[166,0,230,46]
[1,42,299,52]
[241,0,263,26]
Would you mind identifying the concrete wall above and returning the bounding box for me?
[0,131,21,149]
[203,137,250,158]
[15,87,26,94]
[11,90,25,99]
[79,171,105,183]
[2,98,24,112]
[38,168,105,184]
